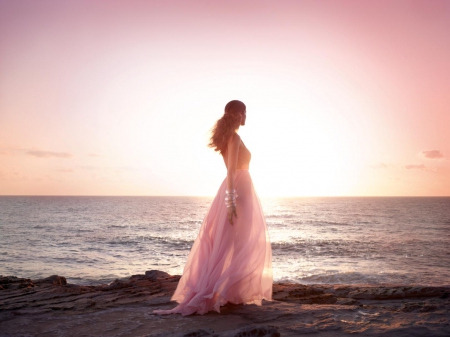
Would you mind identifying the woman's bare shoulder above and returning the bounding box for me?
[229,132,241,144]
[225,133,241,154]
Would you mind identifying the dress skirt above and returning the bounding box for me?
[153,169,273,316]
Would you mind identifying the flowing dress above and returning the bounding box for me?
[153,140,272,316]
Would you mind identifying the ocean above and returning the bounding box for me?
[0,196,449,286]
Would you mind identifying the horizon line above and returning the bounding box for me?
[0,195,449,198]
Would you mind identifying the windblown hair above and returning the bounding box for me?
[208,100,246,155]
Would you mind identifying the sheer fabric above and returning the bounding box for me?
[153,169,272,316]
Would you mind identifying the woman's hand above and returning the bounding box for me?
[227,204,238,225]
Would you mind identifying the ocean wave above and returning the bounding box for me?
[271,239,396,259]
[146,235,194,246]
[266,214,298,219]
[311,220,356,226]
[180,220,202,224]
[105,235,194,247]
[106,239,141,245]
[32,225,49,229]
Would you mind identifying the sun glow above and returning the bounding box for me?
[230,73,368,197]
[153,68,366,197]
[249,111,364,197]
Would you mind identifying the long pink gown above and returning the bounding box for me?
[153,140,273,316]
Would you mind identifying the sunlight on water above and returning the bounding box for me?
[0,196,449,286]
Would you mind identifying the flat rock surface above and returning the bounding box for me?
[1,271,449,336]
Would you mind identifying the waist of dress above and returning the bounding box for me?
[224,167,249,171]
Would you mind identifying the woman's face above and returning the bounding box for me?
[240,110,247,126]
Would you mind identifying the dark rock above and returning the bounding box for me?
[399,301,439,313]
[150,328,215,337]
[33,275,67,286]
[348,286,449,300]
[0,276,35,290]
[0,271,449,337]
[272,284,336,304]
[105,279,132,290]
[183,329,215,337]
[220,325,280,337]
[145,270,172,280]
[336,298,360,305]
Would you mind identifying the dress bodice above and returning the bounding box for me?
[222,140,251,170]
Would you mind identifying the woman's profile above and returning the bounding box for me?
[153,100,273,316]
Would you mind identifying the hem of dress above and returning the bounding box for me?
[153,292,273,316]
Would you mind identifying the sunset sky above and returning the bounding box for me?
[1,0,449,197]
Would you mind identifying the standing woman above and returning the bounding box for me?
[154,100,272,316]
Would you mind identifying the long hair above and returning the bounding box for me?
[208,100,246,155]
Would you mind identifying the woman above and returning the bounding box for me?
[154,100,272,316]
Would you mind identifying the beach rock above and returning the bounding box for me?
[272,284,336,304]
[151,328,215,337]
[150,325,280,337]
[33,275,67,286]
[0,276,35,290]
[145,270,171,280]
[105,278,132,290]
[0,271,449,336]
[347,285,449,300]
[220,325,280,337]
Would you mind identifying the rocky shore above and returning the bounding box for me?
[0,270,449,336]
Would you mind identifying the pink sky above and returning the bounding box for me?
[1,0,449,196]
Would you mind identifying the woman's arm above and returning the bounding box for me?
[226,133,240,225]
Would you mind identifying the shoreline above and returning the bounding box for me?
[1,270,449,336]
[5,272,449,289]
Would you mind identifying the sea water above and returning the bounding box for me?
[0,196,449,286]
